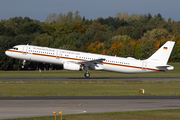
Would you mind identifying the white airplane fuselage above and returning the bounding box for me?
[5,41,175,78]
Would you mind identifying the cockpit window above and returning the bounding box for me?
[13,47,18,50]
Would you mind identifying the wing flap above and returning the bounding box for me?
[77,59,105,70]
[79,58,105,66]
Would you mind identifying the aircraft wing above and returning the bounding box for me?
[78,58,106,66]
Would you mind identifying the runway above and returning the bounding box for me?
[0,96,180,119]
[1,77,180,81]
[0,77,180,119]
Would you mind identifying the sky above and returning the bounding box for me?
[0,0,179,22]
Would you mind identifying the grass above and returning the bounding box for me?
[4,109,180,120]
[0,80,180,97]
[0,63,179,97]
[0,63,180,78]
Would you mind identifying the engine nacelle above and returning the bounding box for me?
[63,62,83,71]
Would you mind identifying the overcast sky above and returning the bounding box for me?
[0,0,179,22]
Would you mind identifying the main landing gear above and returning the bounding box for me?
[84,72,90,78]
[84,66,90,78]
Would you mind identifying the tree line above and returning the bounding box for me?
[0,11,180,70]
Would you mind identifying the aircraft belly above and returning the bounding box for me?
[102,64,151,73]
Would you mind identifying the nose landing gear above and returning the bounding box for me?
[22,60,26,68]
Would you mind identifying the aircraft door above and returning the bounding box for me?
[56,50,61,59]
[22,45,28,55]
[142,61,147,70]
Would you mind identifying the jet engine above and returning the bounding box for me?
[63,62,83,71]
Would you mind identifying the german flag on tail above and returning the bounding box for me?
[163,47,168,50]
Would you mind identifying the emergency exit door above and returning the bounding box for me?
[56,50,61,59]
[22,45,28,55]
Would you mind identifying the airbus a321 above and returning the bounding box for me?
[5,41,175,78]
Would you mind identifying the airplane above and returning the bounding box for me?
[5,41,175,78]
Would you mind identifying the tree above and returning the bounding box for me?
[31,34,54,47]
[74,10,82,23]
[111,35,131,42]
[13,34,31,45]
[156,13,163,20]
[23,17,32,23]
[116,12,129,21]
[56,13,65,23]
[53,23,72,37]
[70,23,87,33]
[131,23,142,39]
[0,36,15,70]
[45,13,57,23]
[87,41,105,54]
[86,20,106,33]
[109,41,123,56]
[42,23,56,35]
[147,13,152,21]
[85,20,107,43]
[141,38,157,59]
[144,28,171,40]
[0,20,5,35]
[65,11,73,23]
[16,22,42,35]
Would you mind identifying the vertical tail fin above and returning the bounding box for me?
[146,41,175,65]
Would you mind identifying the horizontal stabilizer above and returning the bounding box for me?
[156,65,171,68]
[156,65,174,71]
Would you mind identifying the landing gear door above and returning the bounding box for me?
[142,61,147,71]
[22,45,28,55]
[56,50,61,59]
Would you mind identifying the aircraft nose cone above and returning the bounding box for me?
[5,50,10,56]
[5,50,14,58]
[5,50,8,55]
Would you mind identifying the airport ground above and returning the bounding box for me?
[0,62,180,119]
[0,77,180,119]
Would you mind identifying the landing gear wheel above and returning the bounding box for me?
[84,73,90,78]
